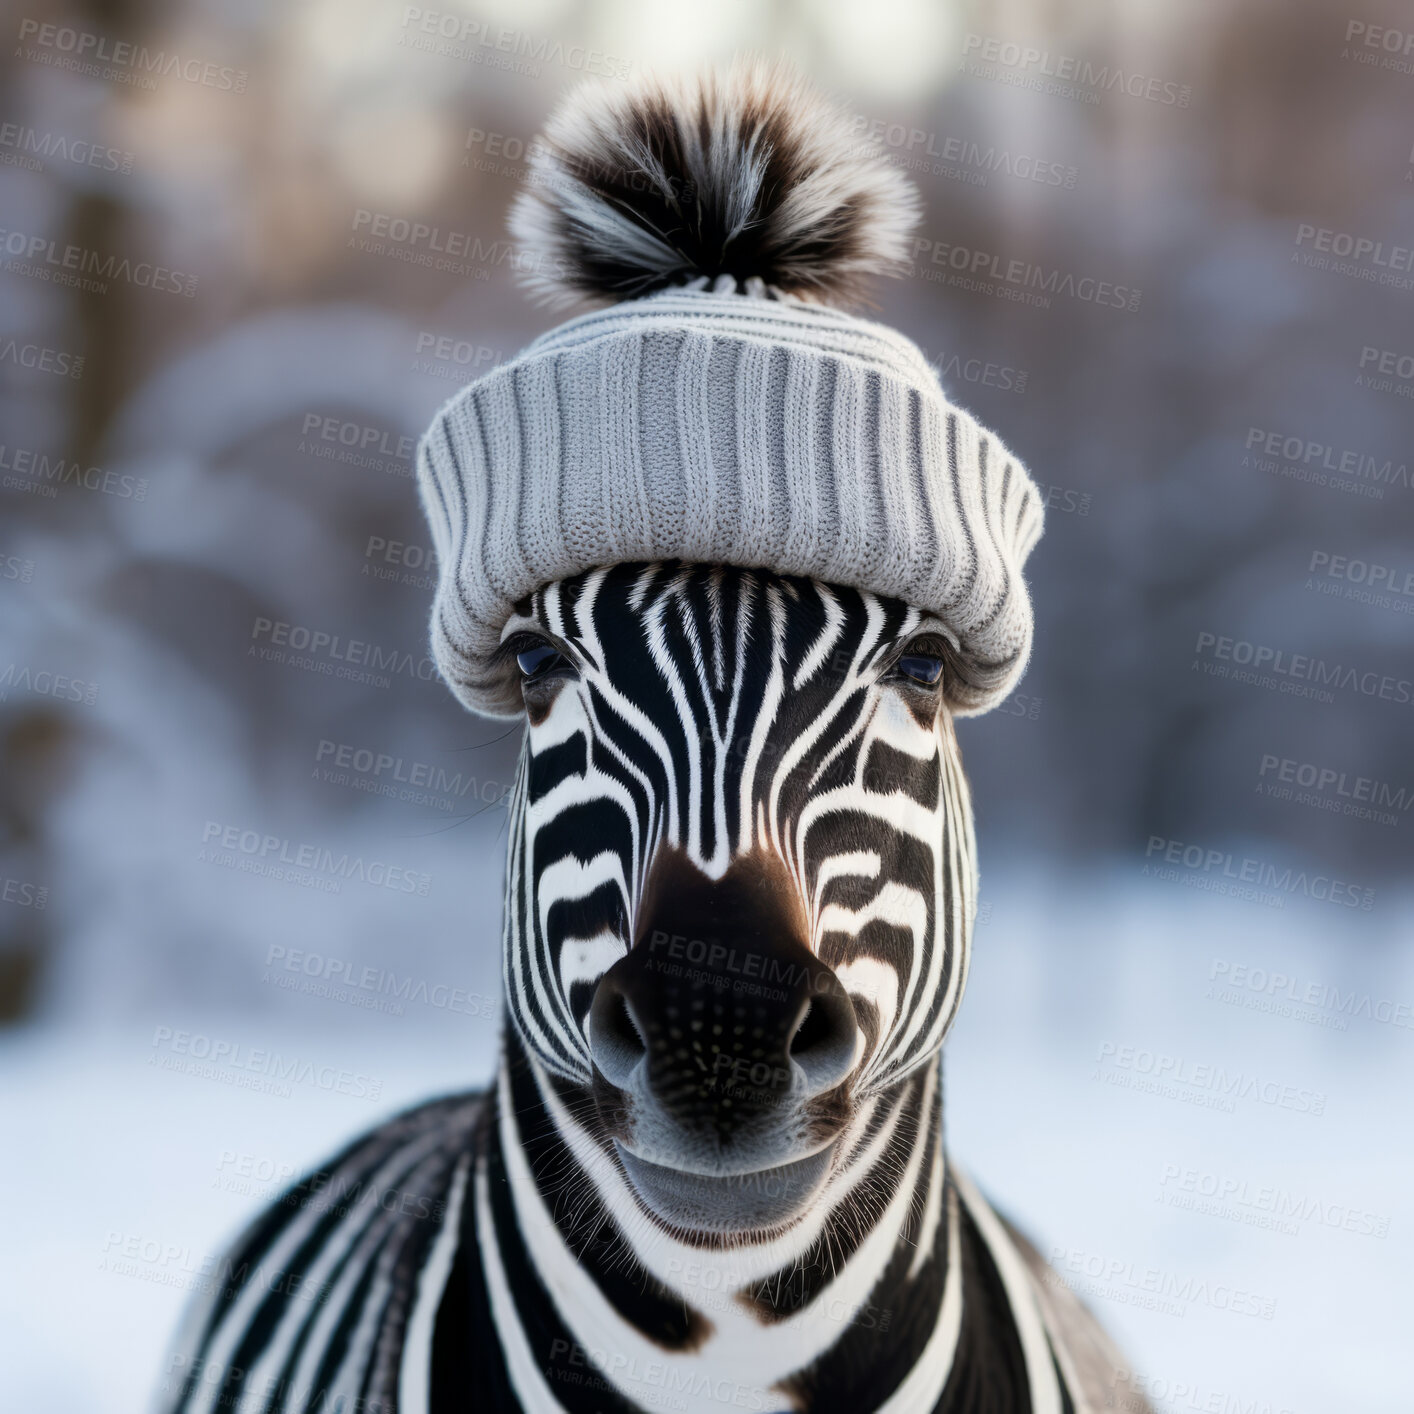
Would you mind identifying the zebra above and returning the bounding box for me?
[159,562,1140,1414]
[159,59,1147,1414]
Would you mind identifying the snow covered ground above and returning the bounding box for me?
[1,873,1408,1413]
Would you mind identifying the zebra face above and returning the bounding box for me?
[496,562,977,1237]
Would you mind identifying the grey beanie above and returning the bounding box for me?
[417,60,1043,719]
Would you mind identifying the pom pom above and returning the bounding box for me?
[509,57,921,309]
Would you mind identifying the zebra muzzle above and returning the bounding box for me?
[584,849,859,1225]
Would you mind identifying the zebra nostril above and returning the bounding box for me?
[589,983,647,1088]
[787,989,858,1095]
[791,1003,829,1055]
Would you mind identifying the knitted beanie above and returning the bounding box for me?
[417,60,1043,719]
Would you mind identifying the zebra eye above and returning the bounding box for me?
[516,643,564,680]
[895,654,944,687]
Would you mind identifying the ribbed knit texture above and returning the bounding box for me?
[417,287,1043,718]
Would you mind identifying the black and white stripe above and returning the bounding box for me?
[160,563,1140,1414]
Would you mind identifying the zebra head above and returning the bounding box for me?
[496,560,979,1240]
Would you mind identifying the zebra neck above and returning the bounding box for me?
[476,1033,977,1413]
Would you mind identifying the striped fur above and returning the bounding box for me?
[159,564,1141,1413]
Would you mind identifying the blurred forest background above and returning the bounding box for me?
[3,0,1412,1025]
[1,0,1411,1410]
